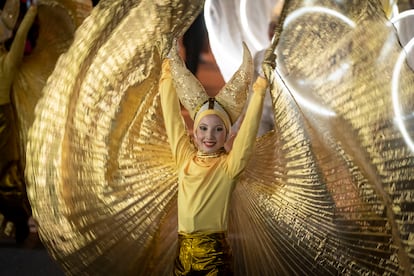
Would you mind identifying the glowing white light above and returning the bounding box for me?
[392,37,414,153]
[327,63,350,82]
[390,9,414,24]
[204,0,240,80]
[240,0,264,51]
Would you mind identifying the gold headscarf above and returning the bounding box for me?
[193,98,232,133]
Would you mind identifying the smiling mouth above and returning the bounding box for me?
[203,141,216,147]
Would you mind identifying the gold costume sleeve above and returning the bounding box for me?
[227,77,267,176]
[159,59,194,165]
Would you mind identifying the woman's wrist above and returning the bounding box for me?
[160,59,171,81]
[253,76,268,93]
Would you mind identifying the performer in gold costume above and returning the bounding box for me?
[0,1,37,243]
[25,0,413,275]
[0,0,91,243]
[160,43,274,274]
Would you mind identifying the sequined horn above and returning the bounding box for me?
[169,42,209,120]
[215,42,253,124]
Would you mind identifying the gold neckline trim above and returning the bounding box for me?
[196,148,226,159]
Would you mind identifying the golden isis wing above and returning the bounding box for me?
[26,1,203,275]
[232,1,414,275]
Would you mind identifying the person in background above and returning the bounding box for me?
[0,1,37,244]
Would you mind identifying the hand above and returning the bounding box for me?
[261,48,276,80]
[156,36,173,59]
[166,39,179,59]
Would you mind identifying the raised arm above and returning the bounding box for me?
[227,49,275,176]
[159,58,193,165]
[226,76,268,176]
[0,5,37,105]
[6,5,37,71]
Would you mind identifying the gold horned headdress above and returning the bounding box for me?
[169,42,253,132]
[0,0,20,43]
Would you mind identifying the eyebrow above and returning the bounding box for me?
[199,123,224,128]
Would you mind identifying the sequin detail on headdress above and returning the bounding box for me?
[169,42,253,125]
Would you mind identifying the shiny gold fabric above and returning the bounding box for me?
[231,0,414,275]
[175,232,232,275]
[26,0,414,275]
[27,0,204,275]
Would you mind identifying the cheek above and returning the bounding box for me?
[217,132,227,143]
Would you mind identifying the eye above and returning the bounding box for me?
[199,125,208,131]
[216,126,224,132]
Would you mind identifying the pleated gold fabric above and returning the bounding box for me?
[25,0,414,275]
[0,0,91,240]
[26,0,204,275]
[12,0,92,169]
[230,1,414,275]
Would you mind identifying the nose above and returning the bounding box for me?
[206,129,214,139]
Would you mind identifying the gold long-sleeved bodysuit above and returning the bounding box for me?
[160,58,267,274]
[160,59,266,234]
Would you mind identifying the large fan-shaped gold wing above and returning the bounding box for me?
[26,0,203,275]
[233,1,414,275]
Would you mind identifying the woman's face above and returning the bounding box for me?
[194,114,227,154]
